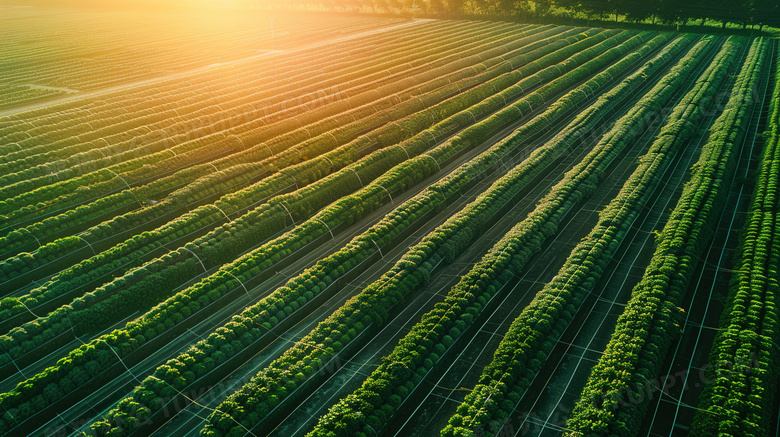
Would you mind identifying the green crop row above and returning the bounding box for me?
[0,29,639,435]
[0,23,527,195]
[307,33,691,437]
[566,36,765,437]
[0,26,603,369]
[0,25,571,263]
[197,31,654,437]
[78,29,642,437]
[690,39,780,437]
[440,35,743,437]
[0,21,474,174]
[0,23,540,228]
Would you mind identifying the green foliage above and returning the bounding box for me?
[567,37,764,436]
[689,38,780,437]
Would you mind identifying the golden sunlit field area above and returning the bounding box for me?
[0,2,779,437]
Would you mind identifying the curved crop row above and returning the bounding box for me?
[0,25,579,259]
[0,24,516,224]
[306,33,692,437]
[690,40,780,437]
[438,35,744,437]
[0,25,567,289]
[566,36,767,437]
[0,22,525,195]
[0,13,393,113]
[0,20,476,156]
[0,29,641,436]
[0,27,621,368]
[197,30,654,437]
[0,20,470,169]
[0,25,576,284]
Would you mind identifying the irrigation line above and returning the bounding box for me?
[283,172,299,189]
[376,184,394,206]
[263,143,274,157]
[225,271,251,298]
[3,350,29,381]
[397,145,410,160]
[347,167,364,187]
[465,109,478,124]
[30,233,42,249]
[415,96,427,111]
[104,168,143,208]
[234,136,247,150]
[658,39,772,434]
[322,154,335,170]
[420,154,441,172]
[213,204,233,223]
[179,246,207,273]
[369,238,384,259]
[326,131,339,147]
[278,202,295,226]
[76,235,97,255]
[510,105,524,118]
[422,129,437,145]
[314,219,335,241]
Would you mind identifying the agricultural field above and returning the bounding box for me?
[1,3,779,437]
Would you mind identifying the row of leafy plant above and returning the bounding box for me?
[0,20,491,176]
[305,33,693,437]
[0,25,616,338]
[0,25,576,261]
[690,39,780,437]
[0,25,573,275]
[566,35,765,437]
[2,28,636,436]
[0,23,540,228]
[0,22,527,192]
[0,20,463,153]
[0,26,611,368]
[195,30,656,437]
[0,29,640,435]
[0,11,388,115]
[0,18,448,136]
[439,35,744,437]
[1,21,510,158]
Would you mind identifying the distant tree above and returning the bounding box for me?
[580,0,616,21]
[554,0,582,14]
[752,0,780,29]
[534,0,553,18]
[445,0,467,15]
[496,0,519,13]
[621,0,658,23]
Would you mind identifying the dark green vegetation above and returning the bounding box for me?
[1,4,778,437]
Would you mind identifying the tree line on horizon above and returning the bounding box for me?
[264,0,780,30]
[18,0,780,31]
